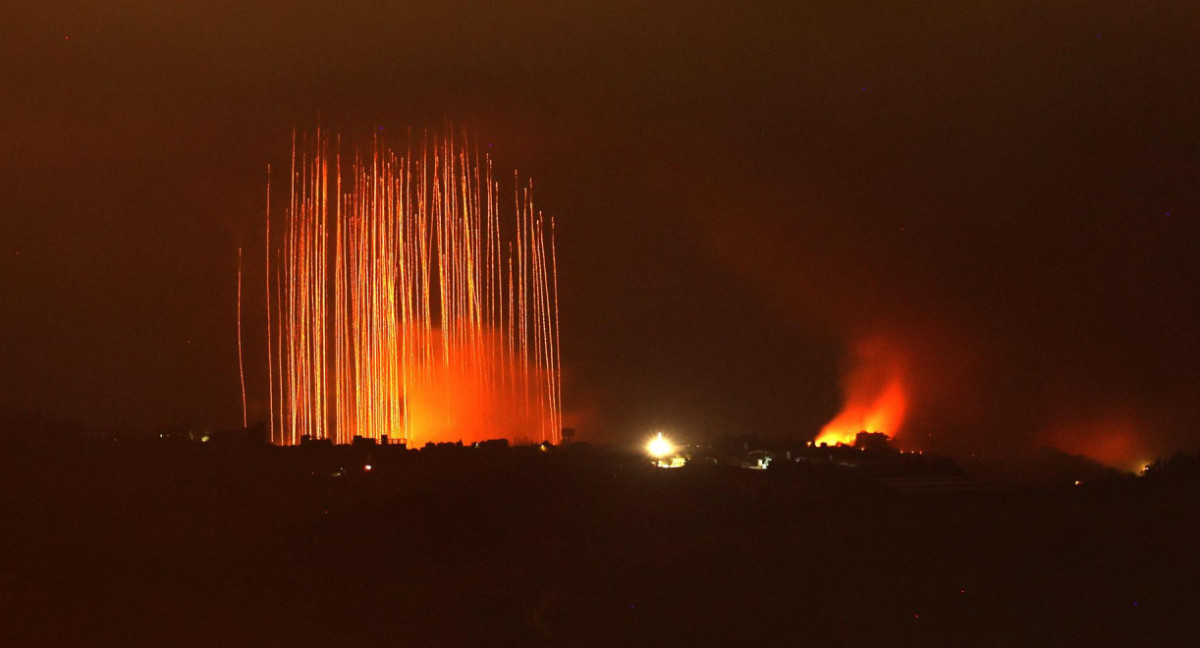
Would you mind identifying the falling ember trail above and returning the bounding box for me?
[265,165,273,439]
[262,129,562,446]
[237,247,247,429]
[815,337,908,446]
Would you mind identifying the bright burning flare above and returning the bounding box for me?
[815,338,908,446]
[646,432,675,459]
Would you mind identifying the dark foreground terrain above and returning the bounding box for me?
[2,430,1198,647]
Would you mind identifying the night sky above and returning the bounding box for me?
[3,2,1198,463]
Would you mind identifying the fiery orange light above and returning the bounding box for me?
[263,129,562,446]
[815,338,908,446]
[1047,414,1152,473]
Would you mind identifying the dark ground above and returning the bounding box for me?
[1,430,1198,647]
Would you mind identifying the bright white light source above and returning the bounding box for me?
[364,464,372,472]
[646,432,675,459]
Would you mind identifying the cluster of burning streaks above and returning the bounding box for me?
[262,130,562,447]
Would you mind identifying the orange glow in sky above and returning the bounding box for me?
[1048,414,1153,473]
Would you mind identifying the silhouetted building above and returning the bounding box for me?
[854,432,891,452]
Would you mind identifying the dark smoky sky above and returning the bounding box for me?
[2,2,1198,456]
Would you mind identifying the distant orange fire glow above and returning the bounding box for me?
[815,338,908,446]
[1048,414,1153,473]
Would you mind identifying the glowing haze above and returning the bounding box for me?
[263,129,562,447]
[815,338,908,447]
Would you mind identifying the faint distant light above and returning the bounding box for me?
[364,464,372,471]
[1073,480,1081,486]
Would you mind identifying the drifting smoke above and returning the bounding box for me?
[261,129,562,447]
[707,195,1198,467]
[815,337,909,446]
